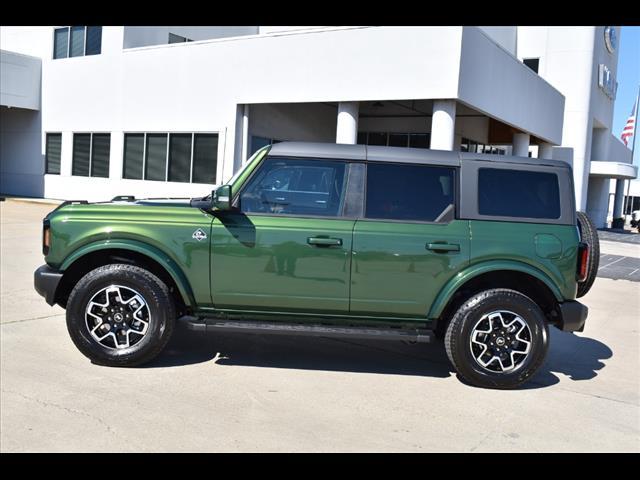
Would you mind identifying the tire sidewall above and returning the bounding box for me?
[66,265,173,366]
[452,291,549,389]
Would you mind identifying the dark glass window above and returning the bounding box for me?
[45,133,62,174]
[168,134,192,183]
[478,168,560,219]
[169,33,190,43]
[145,134,168,181]
[72,134,91,176]
[69,26,85,57]
[388,133,409,147]
[192,134,218,184]
[240,157,347,217]
[90,134,111,178]
[409,133,430,149]
[123,134,144,179]
[85,26,102,55]
[357,132,367,145]
[366,163,455,222]
[53,28,68,59]
[367,132,388,146]
[523,58,539,74]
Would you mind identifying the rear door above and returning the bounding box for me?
[350,161,470,318]
[210,156,357,314]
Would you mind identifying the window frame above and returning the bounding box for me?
[52,26,102,59]
[458,160,575,226]
[71,132,111,178]
[45,132,62,175]
[122,131,219,184]
[361,161,458,225]
[233,155,360,220]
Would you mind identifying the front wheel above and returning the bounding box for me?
[66,264,175,367]
[444,289,549,389]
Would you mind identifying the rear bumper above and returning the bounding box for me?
[34,264,63,306]
[559,300,588,332]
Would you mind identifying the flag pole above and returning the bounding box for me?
[623,85,639,222]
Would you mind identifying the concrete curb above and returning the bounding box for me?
[0,196,63,206]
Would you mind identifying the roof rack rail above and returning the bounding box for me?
[111,195,136,202]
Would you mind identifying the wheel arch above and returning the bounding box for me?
[55,240,196,313]
[429,262,563,334]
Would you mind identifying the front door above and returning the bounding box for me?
[350,161,470,318]
[211,156,355,314]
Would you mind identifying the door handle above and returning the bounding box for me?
[307,237,343,247]
[426,242,460,253]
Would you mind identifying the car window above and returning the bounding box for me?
[239,157,347,217]
[365,163,455,222]
[478,168,560,219]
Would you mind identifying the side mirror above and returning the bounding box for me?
[213,185,232,210]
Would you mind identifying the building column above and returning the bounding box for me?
[242,104,250,162]
[336,102,359,144]
[513,133,530,157]
[539,142,554,159]
[430,100,456,151]
[612,179,626,219]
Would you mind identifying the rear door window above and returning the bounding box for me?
[478,168,560,219]
[365,163,455,222]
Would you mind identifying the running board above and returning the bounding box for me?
[178,317,432,343]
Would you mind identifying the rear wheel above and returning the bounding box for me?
[576,211,599,298]
[66,264,175,367]
[445,289,549,389]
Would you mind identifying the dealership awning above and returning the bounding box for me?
[590,161,637,180]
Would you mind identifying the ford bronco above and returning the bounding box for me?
[34,142,599,389]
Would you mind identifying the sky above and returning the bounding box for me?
[611,26,640,166]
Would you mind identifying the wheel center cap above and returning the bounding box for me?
[495,337,505,347]
[114,313,124,322]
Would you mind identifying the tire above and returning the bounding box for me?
[66,264,175,367]
[576,211,600,298]
[444,289,549,389]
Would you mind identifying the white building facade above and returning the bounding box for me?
[0,26,636,227]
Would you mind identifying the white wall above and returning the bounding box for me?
[1,50,41,110]
[478,27,517,55]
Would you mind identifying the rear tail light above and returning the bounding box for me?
[577,242,589,282]
[43,219,51,255]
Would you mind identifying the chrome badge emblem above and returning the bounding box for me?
[192,229,207,241]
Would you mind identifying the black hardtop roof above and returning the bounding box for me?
[268,141,571,169]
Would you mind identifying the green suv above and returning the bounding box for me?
[34,142,598,389]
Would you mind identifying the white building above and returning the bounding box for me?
[1,26,636,227]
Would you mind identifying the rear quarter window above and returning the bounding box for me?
[478,168,560,219]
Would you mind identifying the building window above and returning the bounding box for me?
[460,138,505,155]
[72,133,111,177]
[53,26,102,59]
[523,58,539,74]
[45,133,62,175]
[357,132,431,149]
[168,33,193,44]
[123,132,219,184]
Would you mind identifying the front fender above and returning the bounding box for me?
[59,239,196,308]
[427,260,564,319]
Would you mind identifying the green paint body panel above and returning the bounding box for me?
[350,219,471,317]
[45,200,214,308]
[211,214,354,313]
[42,148,581,327]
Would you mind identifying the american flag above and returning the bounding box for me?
[621,98,637,147]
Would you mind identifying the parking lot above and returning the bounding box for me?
[1,199,638,452]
